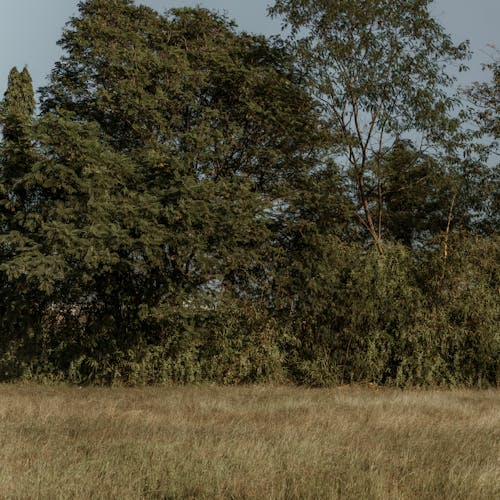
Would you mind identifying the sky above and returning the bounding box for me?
[0,0,498,100]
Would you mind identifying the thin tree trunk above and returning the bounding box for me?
[358,174,384,254]
[443,190,457,261]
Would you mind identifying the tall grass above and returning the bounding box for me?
[0,384,498,499]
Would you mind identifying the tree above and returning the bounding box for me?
[463,50,499,235]
[270,0,470,253]
[0,67,45,379]
[373,140,451,246]
[41,1,327,191]
[465,48,499,142]
[1,0,329,382]
[1,67,36,232]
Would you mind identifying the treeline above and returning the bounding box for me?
[0,0,498,386]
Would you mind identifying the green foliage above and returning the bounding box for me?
[0,0,498,387]
[269,0,471,253]
[0,66,37,245]
[0,66,50,381]
[278,239,498,387]
[465,49,499,141]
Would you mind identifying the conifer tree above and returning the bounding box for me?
[0,67,43,376]
[1,67,36,230]
[0,66,36,288]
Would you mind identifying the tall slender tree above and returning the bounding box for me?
[1,67,36,229]
[270,0,471,253]
[0,67,43,376]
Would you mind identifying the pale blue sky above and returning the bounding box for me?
[0,0,498,100]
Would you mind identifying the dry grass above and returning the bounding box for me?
[0,384,498,499]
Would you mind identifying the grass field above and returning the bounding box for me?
[0,384,498,499]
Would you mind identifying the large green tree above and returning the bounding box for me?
[267,0,498,386]
[2,0,329,382]
[270,0,471,253]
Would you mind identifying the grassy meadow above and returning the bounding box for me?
[0,384,498,499]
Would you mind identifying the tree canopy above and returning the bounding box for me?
[0,0,498,386]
